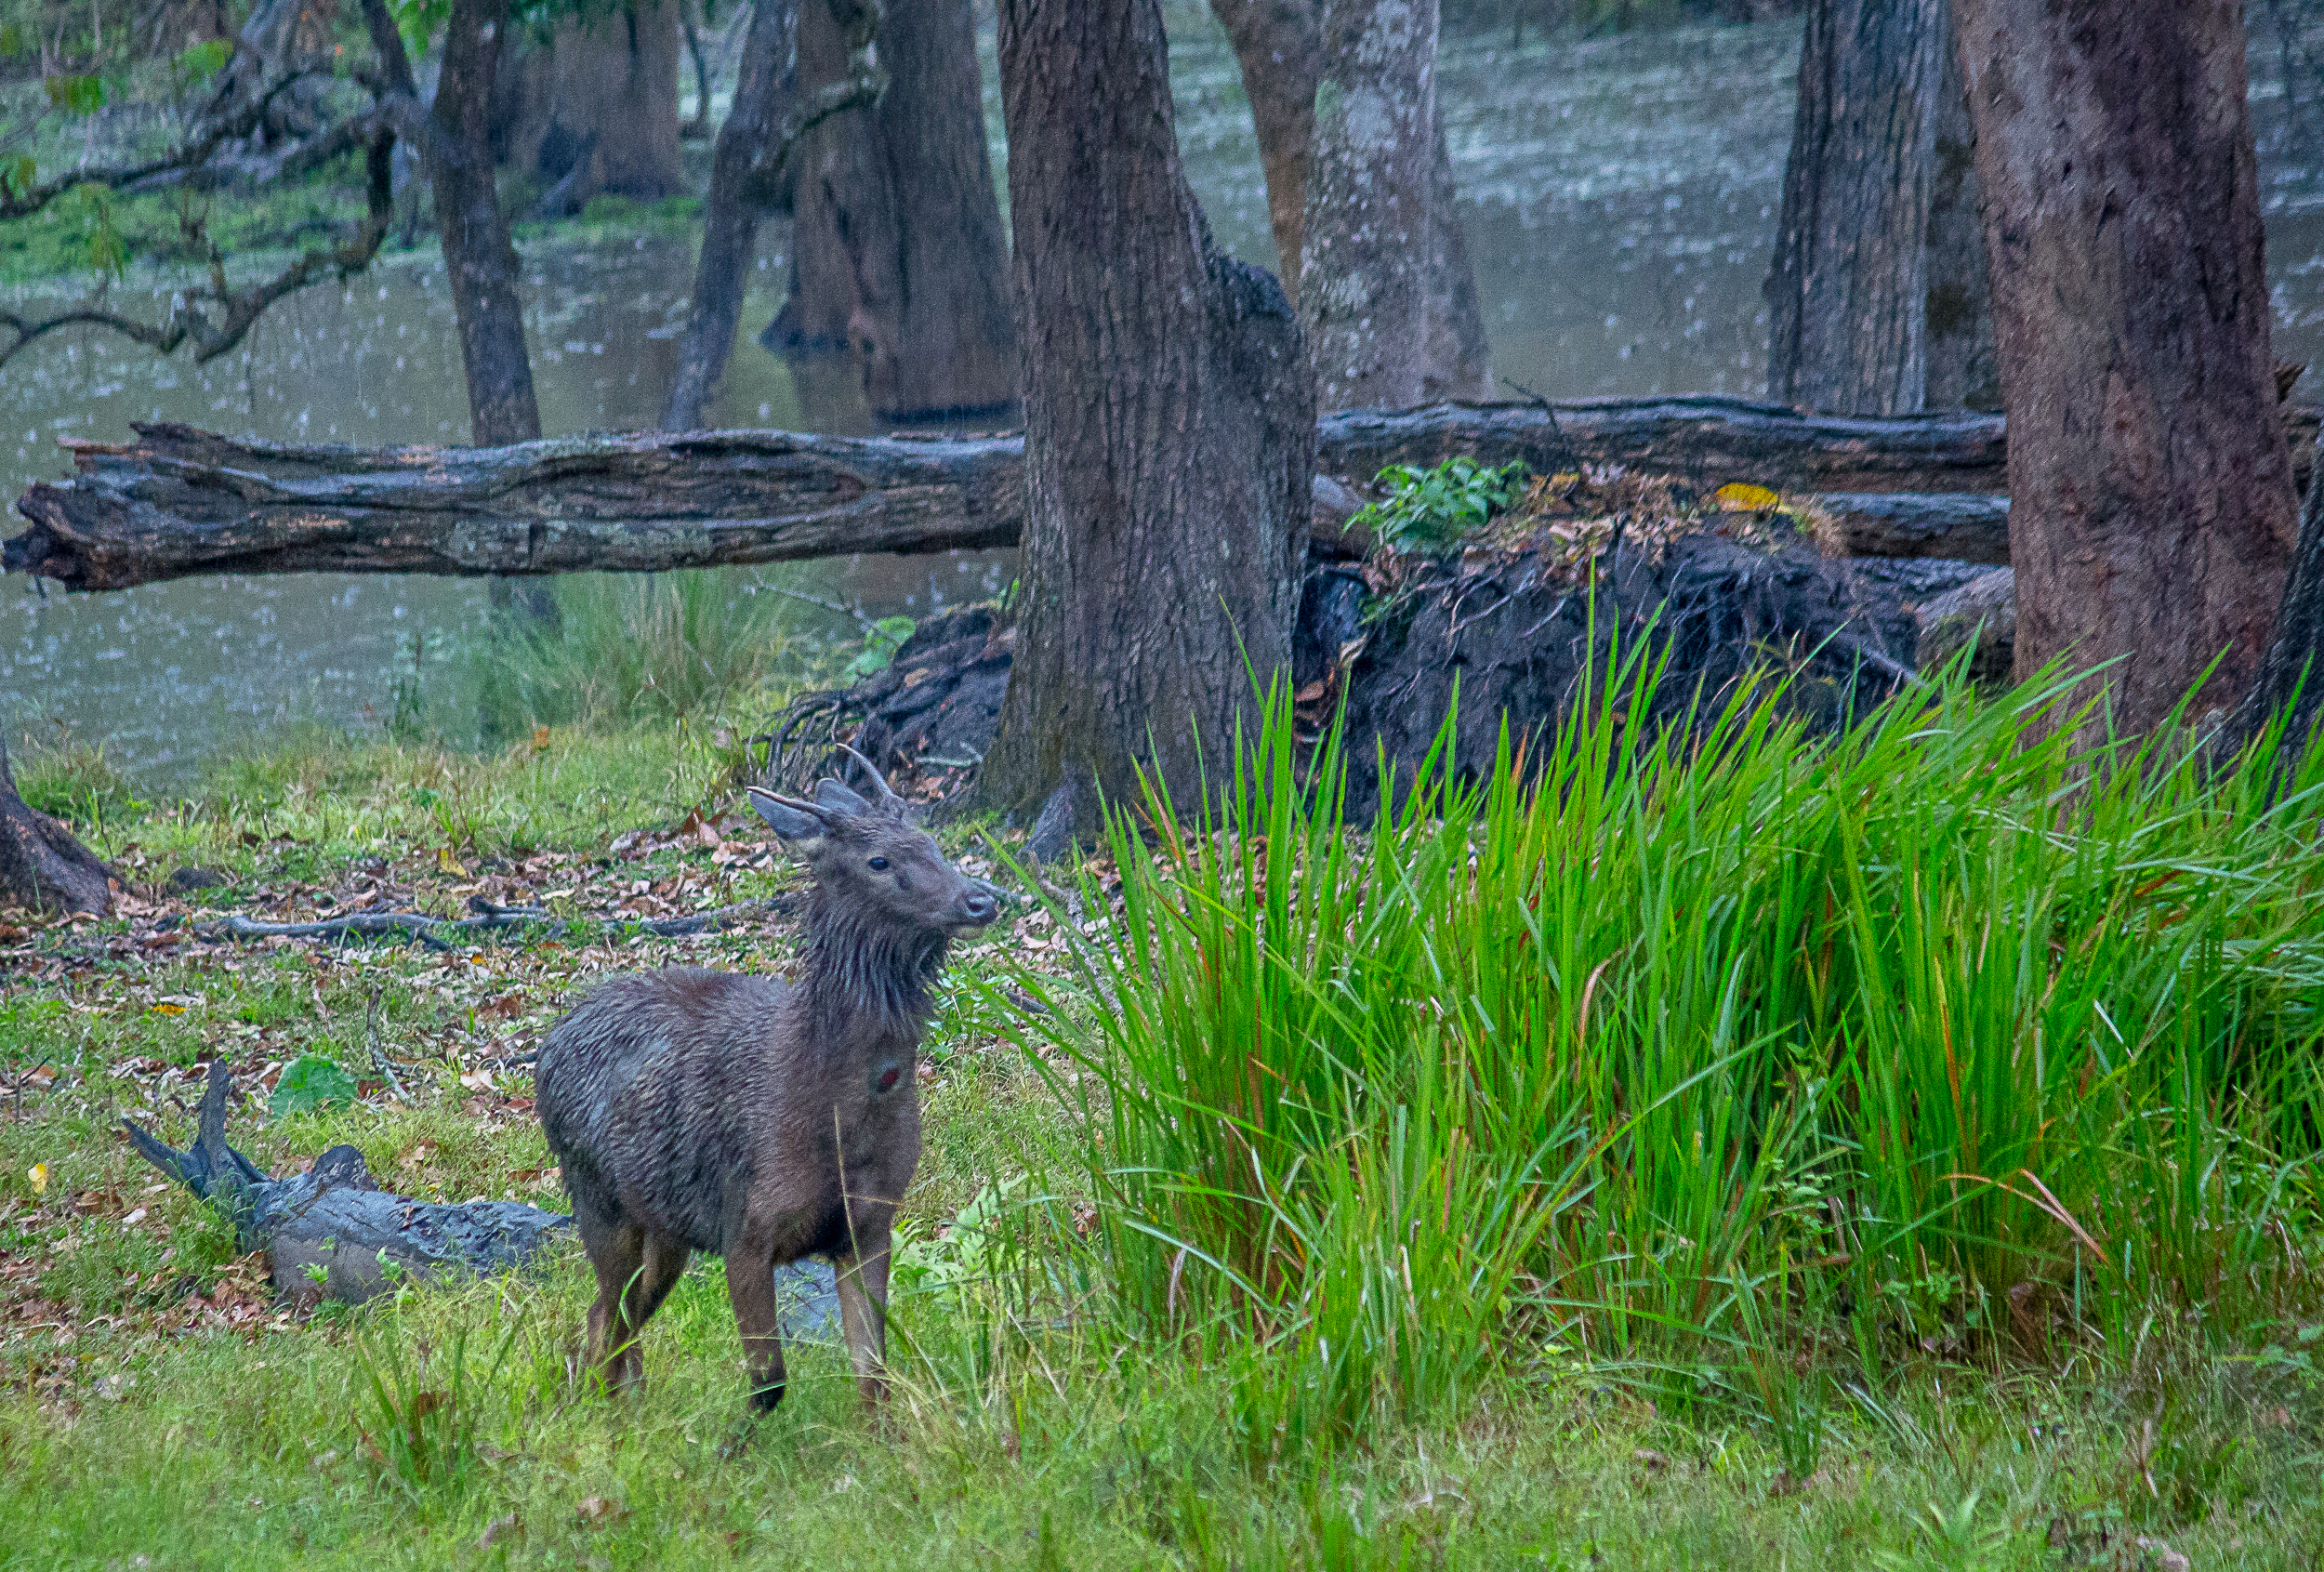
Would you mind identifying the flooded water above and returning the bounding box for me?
[6,12,2324,779]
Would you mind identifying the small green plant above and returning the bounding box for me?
[844,615,918,681]
[269,1054,358,1118]
[1352,456,1528,548]
[355,1326,511,1497]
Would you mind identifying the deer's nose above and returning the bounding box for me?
[958,887,997,925]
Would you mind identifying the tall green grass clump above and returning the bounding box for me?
[1018,654,2324,1453]
[466,568,830,737]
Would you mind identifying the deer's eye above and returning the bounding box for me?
[868,857,890,871]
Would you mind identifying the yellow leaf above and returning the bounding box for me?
[152,1001,186,1016]
[438,847,469,876]
[1713,482,1782,512]
[27,1162,46,1196]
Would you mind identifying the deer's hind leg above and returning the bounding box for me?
[580,1212,690,1394]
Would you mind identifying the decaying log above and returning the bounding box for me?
[1808,492,2011,564]
[124,1062,573,1303]
[1911,566,2016,684]
[124,1060,843,1329]
[0,736,114,916]
[22,399,2300,591]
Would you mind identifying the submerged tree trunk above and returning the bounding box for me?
[1921,0,1997,410]
[984,0,1314,826]
[1299,0,1439,408]
[423,0,541,445]
[1765,0,1945,416]
[1955,0,2298,729]
[770,0,1016,420]
[0,736,112,916]
[525,1,687,215]
[663,0,796,431]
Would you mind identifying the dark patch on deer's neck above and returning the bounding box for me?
[799,884,948,1043]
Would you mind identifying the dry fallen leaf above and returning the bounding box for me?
[576,1496,627,1526]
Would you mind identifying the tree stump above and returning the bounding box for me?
[0,737,112,916]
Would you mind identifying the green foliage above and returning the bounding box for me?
[42,73,105,116]
[843,615,917,681]
[170,38,231,85]
[268,1053,360,1117]
[463,569,826,739]
[1352,456,1528,548]
[1018,653,2324,1454]
[356,1324,515,1497]
[11,728,143,828]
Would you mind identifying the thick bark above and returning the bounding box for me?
[663,0,797,432]
[1216,0,1486,397]
[984,0,1314,823]
[425,0,542,445]
[0,736,113,916]
[504,1,687,215]
[1921,0,1997,410]
[1955,0,2298,728]
[1300,0,1439,409]
[1210,0,1321,279]
[1765,0,1944,416]
[769,0,1017,420]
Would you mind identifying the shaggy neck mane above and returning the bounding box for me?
[798,884,949,1041]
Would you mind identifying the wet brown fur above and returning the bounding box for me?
[534,758,996,1412]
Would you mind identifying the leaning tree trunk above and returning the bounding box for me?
[771,0,1017,420]
[663,0,796,431]
[427,0,541,445]
[0,736,112,916]
[1300,0,1438,409]
[1955,0,2298,729]
[1921,0,1996,410]
[984,0,1314,827]
[1765,0,1944,416]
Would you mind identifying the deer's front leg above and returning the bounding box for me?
[833,1230,892,1406]
[725,1236,787,1413]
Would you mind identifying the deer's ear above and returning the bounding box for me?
[748,787,827,843]
[813,778,873,816]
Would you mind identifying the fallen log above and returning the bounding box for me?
[16,402,2308,590]
[125,1060,842,1330]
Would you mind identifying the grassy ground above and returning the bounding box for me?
[4,652,2324,1568]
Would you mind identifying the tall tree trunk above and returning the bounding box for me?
[427,0,541,444]
[1954,0,2297,729]
[770,0,1016,420]
[1299,0,1438,409]
[663,0,795,431]
[1765,0,1943,416]
[0,736,112,916]
[1217,0,1487,401]
[1921,0,1996,410]
[983,0,1314,826]
[1211,0,1319,280]
[680,0,716,138]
